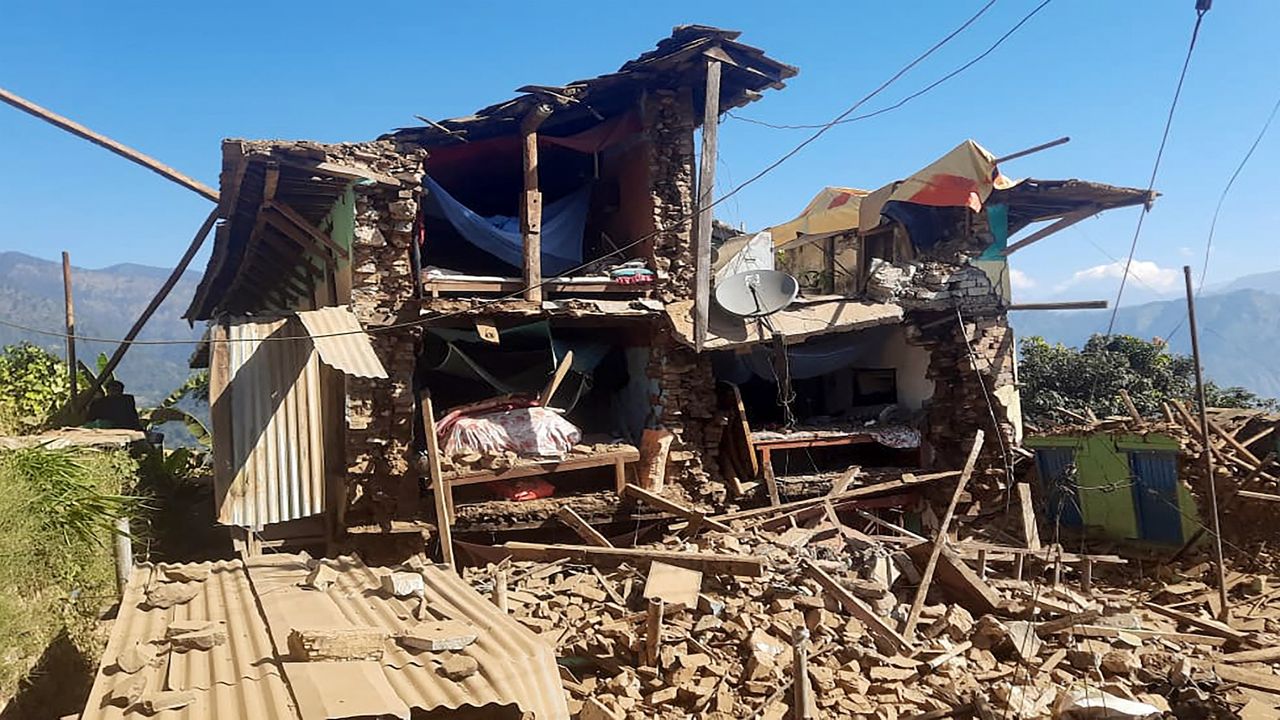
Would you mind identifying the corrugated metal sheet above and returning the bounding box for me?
[221,318,326,529]
[296,306,388,379]
[81,556,570,720]
[246,554,570,720]
[1128,450,1184,545]
[81,561,297,720]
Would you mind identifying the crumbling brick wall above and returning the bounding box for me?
[335,143,427,526]
[881,263,1019,470]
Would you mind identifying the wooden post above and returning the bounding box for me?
[520,103,553,303]
[645,597,664,668]
[61,251,77,398]
[1014,553,1026,582]
[792,626,816,719]
[492,568,509,613]
[1184,265,1229,620]
[79,208,219,408]
[113,516,132,596]
[420,392,454,567]
[977,548,988,579]
[693,58,721,352]
[1015,483,1041,550]
[1080,557,1094,595]
[902,430,985,638]
[0,86,219,202]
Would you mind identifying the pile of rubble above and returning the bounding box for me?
[459,474,1280,719]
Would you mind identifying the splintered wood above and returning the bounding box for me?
[462,456,1279,719]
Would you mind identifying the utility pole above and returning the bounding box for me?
[1183,264,1229,619]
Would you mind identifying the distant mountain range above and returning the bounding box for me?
[0,251,202,405]
[1013,286,1280,400]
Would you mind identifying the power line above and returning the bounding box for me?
[1162,88,1280,345]
[728,0,1053,132]
[0,0,1011,350]
[1103,4,1209,337]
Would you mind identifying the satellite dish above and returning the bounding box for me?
[715,270,799,317]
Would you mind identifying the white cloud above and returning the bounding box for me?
[1009,268,1036,290]
[1056,259,1180,293]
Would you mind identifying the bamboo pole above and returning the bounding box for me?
[1184,265,1229,620]
[61,251,77,398]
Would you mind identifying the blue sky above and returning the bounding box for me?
[2,1,1277,308]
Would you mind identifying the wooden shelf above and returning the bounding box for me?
[440,447,642,490]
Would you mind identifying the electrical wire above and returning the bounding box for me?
[1103,5,1209,337]
[728,0,1053,131]
[1161,89,1280,346]
[0,0,1012,350]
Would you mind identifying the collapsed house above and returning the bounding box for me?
[181,26,1152,557]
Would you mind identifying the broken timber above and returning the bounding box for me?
[623,483,732,533]
[708,470,962,525]
[800,558,911,652]
[498,541,765,577]
[555,506,613,547]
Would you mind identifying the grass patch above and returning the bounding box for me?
[0,447,138,706]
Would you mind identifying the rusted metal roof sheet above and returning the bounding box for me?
[81,561,297,720]
[295,306,388,379]
[220,318,326,530]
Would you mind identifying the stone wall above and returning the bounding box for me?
[647,329,725,501]
[644,89,697,303]
[332,143,427,527]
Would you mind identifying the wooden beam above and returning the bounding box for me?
[623,484,732,533]
[1015,483,1041,551]
[711,471,962,524]
[520,103,553,303]
[498,541,764,577]
[276,158,401,187]
[799,558,911,652]
[264,201,347,258]
[78,208,219,407]
[1142,601,1252,645]
[61,251,77,398]
[993,136,1070,165]
[420,392,454,567]
[0,85,219,202]
[1007,300,1108,311]
[902,430,985,638]
[693,58,721,352]
[1221,646,1280,664]
[538,350,574,408]
[904,541,1002,617]
[1002,206,1099,256]
[555,506,613,547]
[1235,489,1280,503]
[1119,388,1144,423]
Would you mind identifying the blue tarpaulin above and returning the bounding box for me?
[422,176,591,275]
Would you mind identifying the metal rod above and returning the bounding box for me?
[1184,264,1230,619]
[114,516,132,596]
[61,251,77,398]
[0,86,219,202]
[1008,300,1108,311]
[993,136,1070,165]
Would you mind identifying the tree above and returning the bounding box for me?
[0,344,69,433]
[1018,334,1275,425]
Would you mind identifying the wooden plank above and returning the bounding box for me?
[1066,625,1228,647]
[499,541,764,577]
[1015,483,1041,551]
[799,558,911,652]
[724,384,758,477]
[1222,646,1280,664]
[209,322,234,522]
[830,466,861,496]
[623,484,732,533]
[1143,602,1252,644]
[538,350,574,408]
[902,430,985,638]
[420,392,454,567]
[1236,490,1280,503]
[693,58,721,351]
[952,541,1127,565]
[1002,206,1099,255]
[904,541,1002,617]
[760,453,781,507]
[1214,664,1280,693]
[265,201,347,258]
[0,85,220,201]
[711,471,962,524]
[442,447,640,487]
[1118,388,1144,423]
[555,506,613,548]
